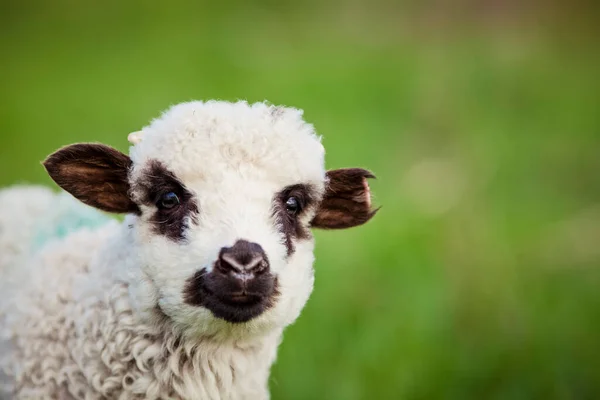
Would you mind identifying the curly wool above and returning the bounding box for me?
[0,100,360,399]
[0,189,279,399]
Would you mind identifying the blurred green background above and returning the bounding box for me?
[1,1,599,398]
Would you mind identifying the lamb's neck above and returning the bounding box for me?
[148,324,282,400]
[61,275,281,400]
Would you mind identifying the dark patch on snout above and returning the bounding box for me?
[272,184,316,256]
[184,269,279,323]
[132,160,199,241]
[184,240,279,323]
[218,240,267,269]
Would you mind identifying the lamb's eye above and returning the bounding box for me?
[158,192,180,209]
[285,196,300,214]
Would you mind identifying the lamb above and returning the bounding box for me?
[0,100,377,400]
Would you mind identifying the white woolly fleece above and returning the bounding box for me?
[0,101,329,399]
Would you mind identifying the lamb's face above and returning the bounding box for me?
[43,101,377,337]
[126,102,329,331]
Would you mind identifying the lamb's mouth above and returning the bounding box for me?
[183,268,279,323]
[225,293,262,304]
[202,291,272,323]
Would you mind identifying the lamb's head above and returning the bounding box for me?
[43,101,376,338]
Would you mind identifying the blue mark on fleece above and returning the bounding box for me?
[32,193,113,250]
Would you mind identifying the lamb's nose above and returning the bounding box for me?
[217,240,269,277]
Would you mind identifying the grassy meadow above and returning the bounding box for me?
[1,1,599,399]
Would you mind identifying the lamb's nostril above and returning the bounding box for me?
[220,253,263,274]
[217,240,269,276]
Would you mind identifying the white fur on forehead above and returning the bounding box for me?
[129,101,326,188]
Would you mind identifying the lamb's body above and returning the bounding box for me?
[0,187,278,399]
[0,101,376,399]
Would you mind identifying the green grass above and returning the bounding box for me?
[1,1,599,398]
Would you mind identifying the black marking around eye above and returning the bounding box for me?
[272,184,316,256]
[133,160,199,241]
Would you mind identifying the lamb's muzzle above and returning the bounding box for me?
[184,239,278,324]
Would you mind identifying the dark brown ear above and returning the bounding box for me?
[43,143,139,214]
[311,168,378,229]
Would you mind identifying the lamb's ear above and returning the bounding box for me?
[311,168,378,229]
[43,143,139,214]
